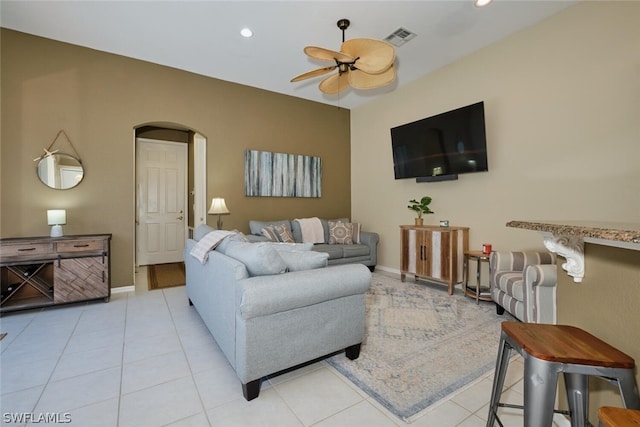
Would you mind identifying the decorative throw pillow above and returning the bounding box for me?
[351,222,361,244]
[274,223,295,243]
[261,226,279,242]
[328,221,353,244]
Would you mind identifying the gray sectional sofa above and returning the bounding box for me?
[247,218,379,271]
[184,224,372,400]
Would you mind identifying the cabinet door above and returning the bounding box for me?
[401,228,434,278]
[414,230,432,277]
[429,230,451,282]
[401,228,418,274]
[54,256,109,303]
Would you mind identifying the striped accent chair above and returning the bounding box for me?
[489,251,558,324]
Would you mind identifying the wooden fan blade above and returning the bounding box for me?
[319,73,350,94]
[342,38,396,74]
[290,66,336,82]
[304,46,355,63]
[348,65,396,90]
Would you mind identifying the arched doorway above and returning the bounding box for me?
[133,124,207,278]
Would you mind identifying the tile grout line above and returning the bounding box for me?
[29,306,84,417]
[161,287,213,427]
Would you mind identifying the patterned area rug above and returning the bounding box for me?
[327,272,510,422]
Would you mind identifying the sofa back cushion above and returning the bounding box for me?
[224,241,287,277]
[278,251,329,272]
[194,224,216,241]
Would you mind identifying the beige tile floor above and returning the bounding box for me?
[0,267,554,426]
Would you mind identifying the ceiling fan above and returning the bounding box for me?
[291,19,396,94]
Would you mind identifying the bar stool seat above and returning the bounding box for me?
[487,322,640,427]
[598,406,640,426]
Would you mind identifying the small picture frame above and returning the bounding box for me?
[439,220,449,227]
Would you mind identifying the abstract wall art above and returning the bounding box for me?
[244,150,322,197]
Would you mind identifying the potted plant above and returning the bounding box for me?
[408,196,434,226]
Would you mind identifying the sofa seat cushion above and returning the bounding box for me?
[494,271,524,302]
[341,244,370,258]
[312,244,344,260]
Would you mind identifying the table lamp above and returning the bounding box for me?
[47,209,67,237]
[208,198,230,230]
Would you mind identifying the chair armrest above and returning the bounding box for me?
[524,264,557,288]
[523,263,558,324]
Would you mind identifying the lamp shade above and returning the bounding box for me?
[47,209,67,225]
[208,198,230,215]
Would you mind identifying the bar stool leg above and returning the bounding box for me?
[487,332,512,427]
[615,369,640,410]
[523,355,559,427]
[564,372,588,427]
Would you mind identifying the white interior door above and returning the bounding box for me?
[136,138,187,266]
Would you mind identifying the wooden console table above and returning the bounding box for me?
[0,234,111,313]
[400,225,469,295]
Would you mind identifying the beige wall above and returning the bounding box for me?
[1,29,351,288]
[557,244,640,422]
[351,1,640,270]
[351,2,640,419]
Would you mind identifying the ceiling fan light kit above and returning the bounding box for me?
[291,18,397,95]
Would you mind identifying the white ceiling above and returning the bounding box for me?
[1,0,578,109]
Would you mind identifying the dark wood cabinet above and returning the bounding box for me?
[400,225,469,295]
[0,234,111,313]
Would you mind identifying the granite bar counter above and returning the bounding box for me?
[506,220,640,282]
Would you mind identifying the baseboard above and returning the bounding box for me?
[374,265,400,275]
[111,285,135,294]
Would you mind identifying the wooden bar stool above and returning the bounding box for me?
[487,322,640,427]
[598,406,640,426]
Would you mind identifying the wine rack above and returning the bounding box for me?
[0,234,111,313]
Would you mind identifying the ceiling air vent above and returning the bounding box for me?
[384,27,417,47]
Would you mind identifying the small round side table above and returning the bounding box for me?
[463,250,492,304]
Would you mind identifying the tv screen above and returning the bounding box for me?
[391,101,488,180]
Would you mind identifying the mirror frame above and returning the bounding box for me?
[36,153,85,190]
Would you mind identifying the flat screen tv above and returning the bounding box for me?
[391,101,488,182]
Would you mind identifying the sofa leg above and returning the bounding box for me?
[242,379,261,401]
[495,304,505,315]
[345,343,362,360]
[188,298,193,306]
[368,265,376,272]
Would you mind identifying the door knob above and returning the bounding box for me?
[177,215,184,220]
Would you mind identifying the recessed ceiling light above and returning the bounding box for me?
[240,28,253,38]
[474,0,493,7]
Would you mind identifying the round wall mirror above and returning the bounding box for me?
[36,153,84,190]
